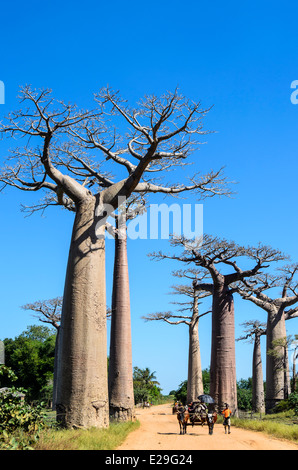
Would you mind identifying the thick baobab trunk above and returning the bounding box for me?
[187,298,204,403]
[252,333,265,414]
[56,196,109,428]
[108,214,134,421]
[266,309,288,411]
[210,285,238,415]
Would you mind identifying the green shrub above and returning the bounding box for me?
[0,390,47,449]
[0,365,47,450]
[288,393,298,415]
[272,393,298,415]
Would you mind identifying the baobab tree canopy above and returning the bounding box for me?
[0,86,232,429]
[0,86,232,211]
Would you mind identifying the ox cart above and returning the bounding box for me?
[176,402,217,435]
[187,401,217,435]
[176,395,217,435]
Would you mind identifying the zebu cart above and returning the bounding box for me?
[187,395,217,435]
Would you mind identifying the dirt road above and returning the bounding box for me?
[117,403,298,451]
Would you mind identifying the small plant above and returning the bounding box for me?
[0,365,47,449]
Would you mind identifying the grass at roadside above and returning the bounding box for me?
[231,411,298,443]
[35,419,140,450]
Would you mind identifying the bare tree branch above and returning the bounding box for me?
[22,297,62,330]
[0,86,233,217]
[235,263,298,311]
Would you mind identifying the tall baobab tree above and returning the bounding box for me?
[0,86,231,428]
[290,335,298,393]
[108,197,146,421]
[235,264,298,411]
[237,321,266,414]
[151,235,285,414]
[143,268,211,403]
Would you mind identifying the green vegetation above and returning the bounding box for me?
[237,378,253,410]
[0,366,47,449]
[133,367,163,404]
[171,369,211,404]
[2,325,56,402]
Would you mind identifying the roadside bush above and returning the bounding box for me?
[288,393,298,415]
[0,365,47,449]
[272,393,298,415]
[0,389,47,449]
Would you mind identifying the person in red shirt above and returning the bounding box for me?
[222,404,232,434]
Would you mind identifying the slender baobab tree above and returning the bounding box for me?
[290,335,298,393]
[235,264,298,410]
[107,197,147,421]
[0,86,231,428]
[143,268,211,403]
[151,235,285,414]
[237,321,266,414]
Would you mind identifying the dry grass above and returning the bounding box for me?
[35,420,140,450]
[233,412,298,443]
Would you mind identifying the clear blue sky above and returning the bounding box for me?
[0,0,298,394]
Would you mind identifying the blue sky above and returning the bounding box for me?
[0,0,298,394]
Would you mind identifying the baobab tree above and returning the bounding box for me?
[237,321,266,414]
[107,197,147,421]
[290,335,298,393]
[143,268,211,403]
[151,235,285,414]
[0,86,231,428]
[235,264,298,411]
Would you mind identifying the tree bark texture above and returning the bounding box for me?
[266,309,288,411]
[52,327,60,411]
[252,333,265,413]
[210,285,238,414]
[56,196,109,428]
[187,317,204,403]
[281,319,291,400]
[108,215,134,421]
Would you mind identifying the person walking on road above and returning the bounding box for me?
[222,404,232,434]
